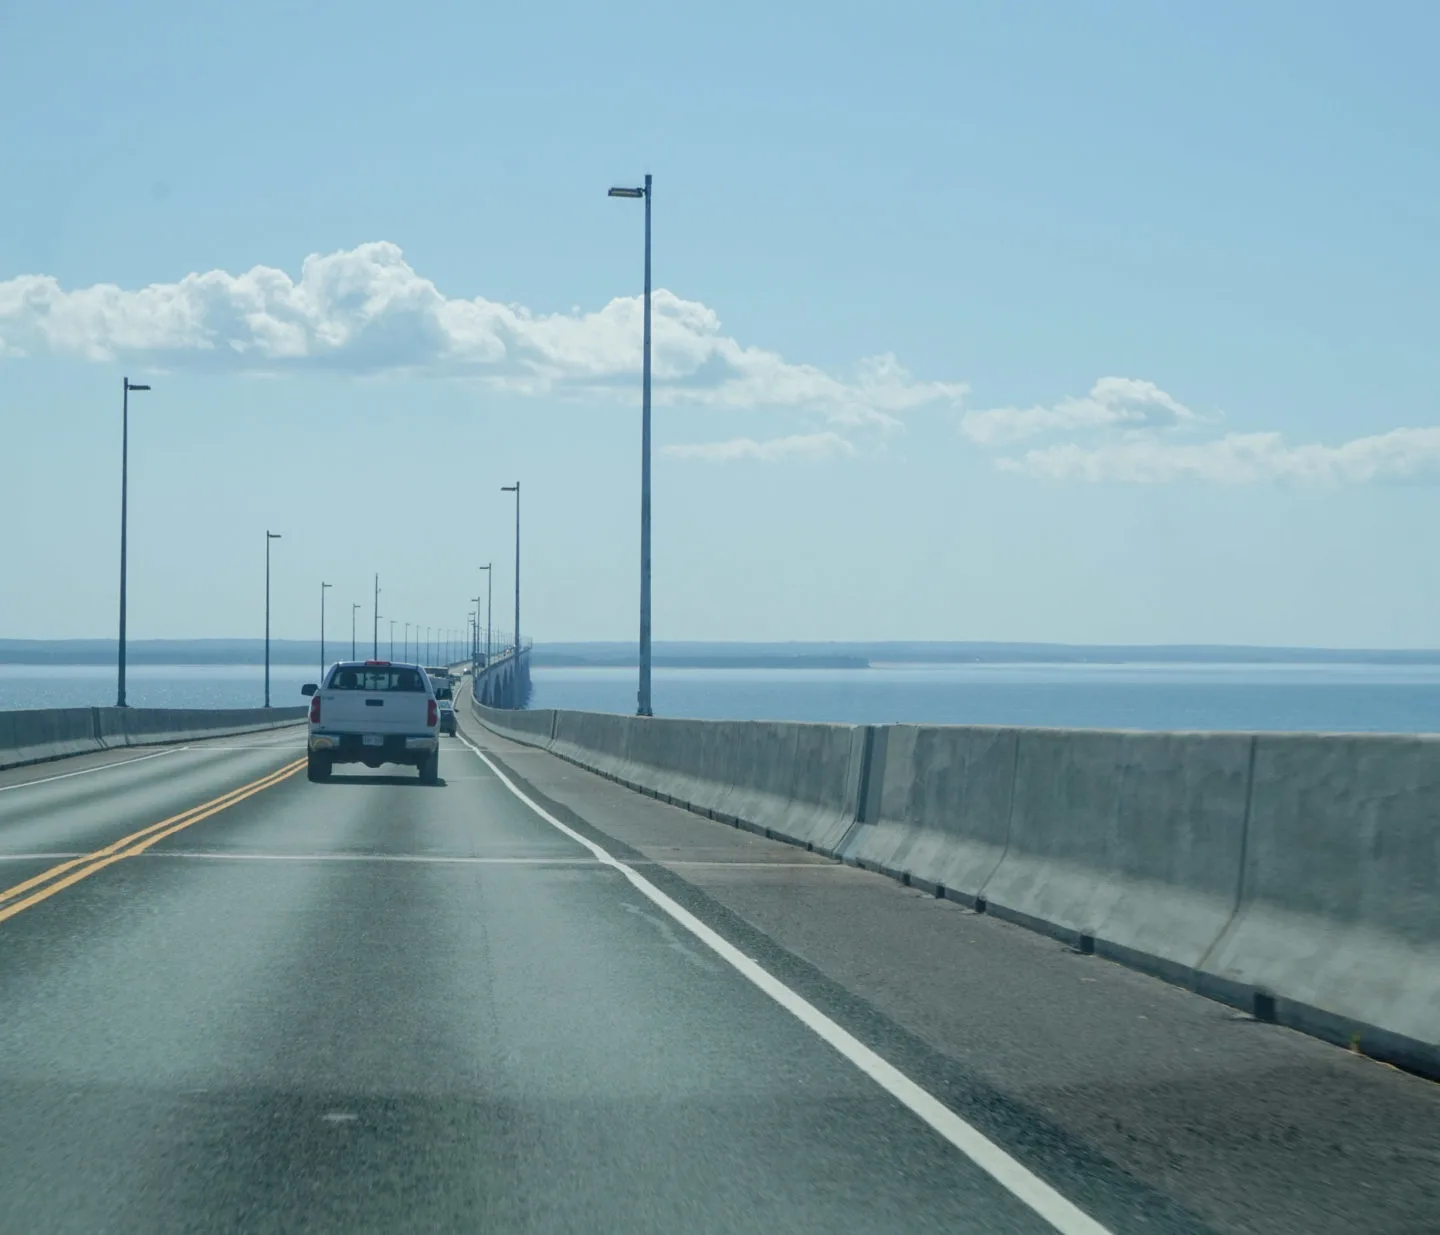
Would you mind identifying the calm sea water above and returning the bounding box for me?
[3,661,1440,732]
[0,664,321,712]
[530,663,1440,733]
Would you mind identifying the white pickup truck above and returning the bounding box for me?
[301,660,440,783]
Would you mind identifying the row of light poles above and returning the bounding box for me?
[116,174,652,715]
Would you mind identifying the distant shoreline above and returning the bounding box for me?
[5,639,1440,669]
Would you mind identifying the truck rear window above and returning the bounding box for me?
[327,667,427,693]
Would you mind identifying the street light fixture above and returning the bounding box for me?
[116,377,151,708]
[501,485,520,661]
[264,532,282,708]
[608,174,654,717]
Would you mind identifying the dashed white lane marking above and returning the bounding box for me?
[458,731,1114,1235]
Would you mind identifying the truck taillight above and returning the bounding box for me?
[309,695,321,723]
[427,699,438,727]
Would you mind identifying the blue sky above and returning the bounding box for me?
[3,0,1439,646]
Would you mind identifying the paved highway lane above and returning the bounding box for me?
[461,724,1440,1235]
[0,730,1070,1234]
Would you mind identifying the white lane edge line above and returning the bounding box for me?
[0,746,181,795]
[458,733,1113,1235]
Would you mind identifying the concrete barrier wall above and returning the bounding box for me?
[104,707,307,747]
[474,700,557,746]
[0,709,108,768]
[982,729,1253,985]
[467,696,1439,1076]
[1198,734,1440,1069]
[481,701,868,853]
[838,724,1017,896]
[0,706,306,771]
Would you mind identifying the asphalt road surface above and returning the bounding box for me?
[0,715,1435,1234]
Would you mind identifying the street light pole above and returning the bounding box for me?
[608,174,654,716]
[501,486,520,660]
[373,574,380,660]
[320,582,332,678]
[116,377,151,708]
[478,564,492,668]
[389,619,395,660]
[265,531,282,708]
[351,603,360,660]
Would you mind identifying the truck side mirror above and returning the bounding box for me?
[301,683,317,697]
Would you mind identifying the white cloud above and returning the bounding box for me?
[0,242,965,428]
[999,426,1440,485]
[961,376,1200,445]
[661,432,859,464]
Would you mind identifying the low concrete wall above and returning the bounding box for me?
[0,706,305,771]
[104,707,306,748]
[481,702,867,853]
[981,729,1253,986]
[0,709,107,769]
[840,724,1017,895]
[468,695,1439,1077]
[1198,734,1440,1072]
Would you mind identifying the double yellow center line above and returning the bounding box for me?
[0,756,306,926]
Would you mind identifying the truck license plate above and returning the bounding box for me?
[362,734,384,747]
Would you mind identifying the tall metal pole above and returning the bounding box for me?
[478,564,492,668]
[264,532,281,707]
[389,619,395,660]
[320,582,331,678]
[116,377,150,708]
[118,379,129,708]
[372,574,380,660]
[639,173,653,716]
[501,485,520,659]
[351,603,359,660]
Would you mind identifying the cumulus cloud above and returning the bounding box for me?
[999,426,1440,485]
[961,376,1200,445]
[661,432,859,464]
[959,374,1440,487]
[0,242,965,428]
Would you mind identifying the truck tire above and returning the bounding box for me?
[307,753,332,782]
[418,750,439,784]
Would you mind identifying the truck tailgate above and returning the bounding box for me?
[319,665,431,733]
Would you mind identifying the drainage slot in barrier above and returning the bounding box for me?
[1253,991,1277,1023]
